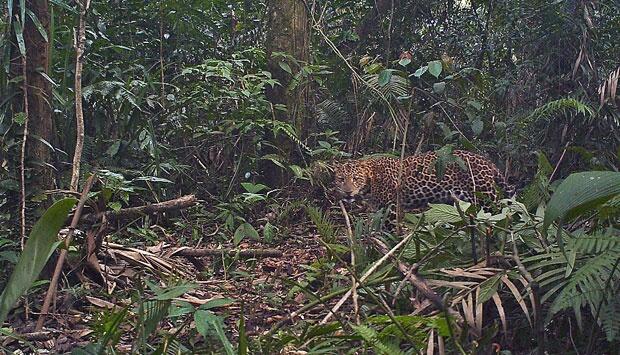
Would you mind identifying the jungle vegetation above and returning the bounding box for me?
[0,0,619,353]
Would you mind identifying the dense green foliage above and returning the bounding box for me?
[0,0,618,353]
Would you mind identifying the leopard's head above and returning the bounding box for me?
[333,161,371,202]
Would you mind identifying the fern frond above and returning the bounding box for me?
[569,232,620,255]
[521,98,595,127]
[362,72,410,101]
[316,98,350,126]
[547,251,619,322]
[599,293,620,341]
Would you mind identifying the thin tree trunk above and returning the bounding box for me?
[263,0,309,185]
[23,0,54,194]
[70,0,90,191]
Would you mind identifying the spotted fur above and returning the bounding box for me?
[334,150,511,210]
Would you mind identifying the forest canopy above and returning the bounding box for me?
[0,0,619,353]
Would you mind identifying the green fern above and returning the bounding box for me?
[316,98,350,126]
[569,232,620,255]
[530,230,620,339]
[362,72,410,101]
[521,98,595,128]
[599,293,620,341]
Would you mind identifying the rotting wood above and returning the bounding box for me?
[170,247,282,258]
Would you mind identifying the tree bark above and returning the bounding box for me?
[23,0,55,193]
[263,0,309,185]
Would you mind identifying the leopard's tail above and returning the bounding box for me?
[494,170,516,198]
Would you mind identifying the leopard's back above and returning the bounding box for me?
[365,150,509,209]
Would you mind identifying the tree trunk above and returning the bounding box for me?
[23,0,55,193]
[263,0,309,186]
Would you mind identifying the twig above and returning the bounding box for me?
[320,231,417,324]
[20,51,29,251]
[510,232,544,355]
[339,201,359,325]
[35,174,96,331]
[310,12,399,127]
[549,142,569,182]
[171,248,282,258]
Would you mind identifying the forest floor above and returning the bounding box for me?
[4,206,351,352]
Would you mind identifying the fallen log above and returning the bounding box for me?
[170,247,282,258]
[83,194,198,222]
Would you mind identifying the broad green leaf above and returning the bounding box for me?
[50,0,77,13]
[240,182,268,194]
[467,100,483,110]
[238,306,248,355]
[13,20,26,56]
[234,223,259,245]
[26,9,48,42]
[398,58,411,66]
[378,69,392,87]
[365,63,383,74]
[424,201,471,224]
[432,81,446,94]
[154,283,197,300]
[412,65,427,78]
[543,171,620,231]
[133,176,173,184]
[278,61,292,74]
[106,140,121,157]
[0,198,77,324]
[200,298,235,310]
[13,112,26,125]
[428,60,443,78]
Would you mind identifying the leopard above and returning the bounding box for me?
[334,150,512,211]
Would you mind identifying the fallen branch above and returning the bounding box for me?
[35,175,96,331]
[370,237,453,315]
[83,194,197,222]
[320,231,416,324]
[170,247,282,258]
